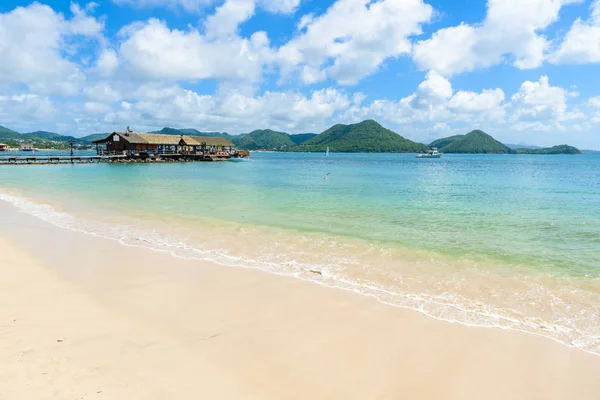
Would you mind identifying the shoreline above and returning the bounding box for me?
[1,200,600,398]
[0,193,600,356]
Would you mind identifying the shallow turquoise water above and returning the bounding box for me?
[1,152,600,353]
[3,152,599,274]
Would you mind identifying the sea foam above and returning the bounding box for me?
[1,190,599,356]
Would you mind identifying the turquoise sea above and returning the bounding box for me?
[1,152,599,354]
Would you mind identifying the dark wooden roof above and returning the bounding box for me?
[181,136,233,146]
[93,132,234,147]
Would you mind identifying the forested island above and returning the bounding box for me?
[429,130,581,155]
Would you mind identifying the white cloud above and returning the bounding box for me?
[68,2,104,37]
[549,0,600,64]
[347,71,506,125]
[111,0,214,13]
[510,75,581,123]
[258,0,301,14]
[84,83,123,102]
[448,89,506,119]
[278,0,433,84]
[589,96,600,122]
[55,84,351,134]
[117,18,273,82]
[413,0,582,75]
[94,49,120,77]
[112,0,300,14]
[0,94,55,129]
[204,0,255,39]
[0,3,104,95]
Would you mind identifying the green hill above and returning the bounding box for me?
[434,130,512,154]
[0,125,20,139]
[289,133,317,145]
[297,120,428,153]
[430,131,581,154]
[80,133,110,143]
[232,129,295,150]
[429,135,464,149]
[514,145,581,155]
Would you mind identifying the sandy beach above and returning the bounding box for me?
[1,201,599,399]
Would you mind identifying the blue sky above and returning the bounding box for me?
[1,0,599,148]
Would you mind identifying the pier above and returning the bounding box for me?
[0,153,247,165]
[0,130,250,165]
[0,154,122,165]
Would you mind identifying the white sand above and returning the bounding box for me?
[1,201,599,399]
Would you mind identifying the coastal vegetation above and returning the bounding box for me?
[234,129,296,150]
[513,145,581,155]
[430,130,582,155]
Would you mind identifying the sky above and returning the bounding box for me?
[0,0,599,147]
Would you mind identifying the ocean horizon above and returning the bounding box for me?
[1,152,599,355]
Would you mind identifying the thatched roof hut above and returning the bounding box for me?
[93,131,234,154]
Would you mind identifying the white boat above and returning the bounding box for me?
[417,148,441,158]
[229,155,250,162]
[326,146,330,156]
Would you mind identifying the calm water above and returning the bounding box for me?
[1,153,599,353]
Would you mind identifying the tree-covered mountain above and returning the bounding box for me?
[232,129,296,150]
[0,125,89,149]
[296,120,428,153]
[0,125,20,139]
[429,135,464,150]
[80,133,111,143]
[147,128,317,149]
[432,130,512,154]
[513,145,581,155]
[288,133,317,145]
[430,131,581,154]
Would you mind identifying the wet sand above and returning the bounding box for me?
[1,201,599,399]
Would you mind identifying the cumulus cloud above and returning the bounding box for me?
[549,0,600,64]
[111,0,214,13]
[0,94,55,130]
[588,96,600,122]
[0,2,104,95]
[94,49,120,77]
[258,0,301,14]
[112,0,300,14]
[510,75,582,124]
[45,83,352,134]
[204,0,255,39]
[413,0,581,76]
[117,18,273,82]
[277,0,433,84]
[343,71,506,125]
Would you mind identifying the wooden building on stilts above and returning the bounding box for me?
[92,130,238,161]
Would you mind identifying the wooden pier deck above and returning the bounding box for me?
[0,153,233,165]
[0,155,126,165]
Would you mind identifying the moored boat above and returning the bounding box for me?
[417,148,441,158]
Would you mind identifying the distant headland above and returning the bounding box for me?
[0,120,581,154]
